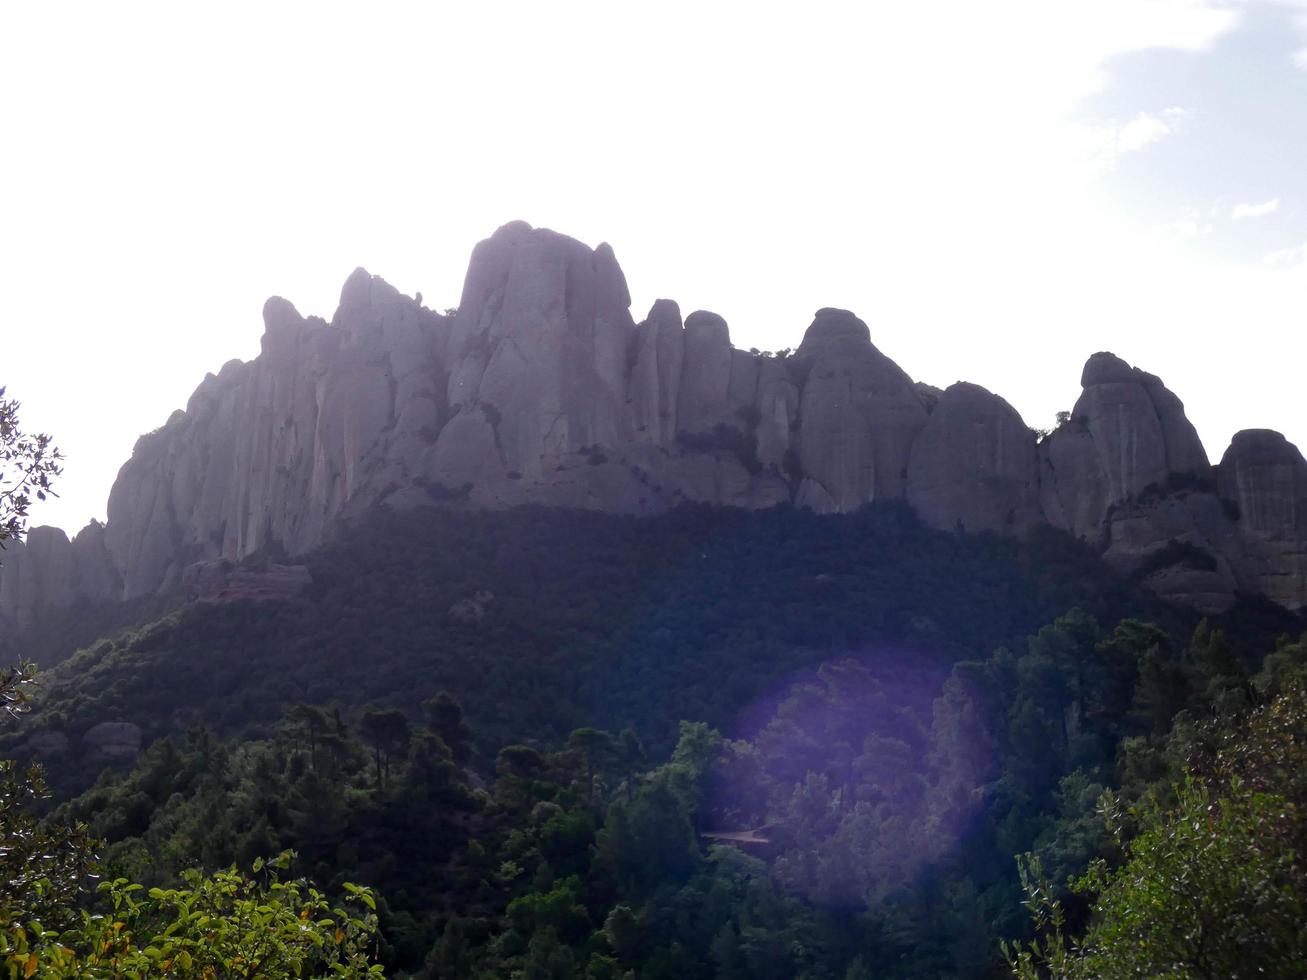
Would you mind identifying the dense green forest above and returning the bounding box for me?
[4,501,1307,976]
[11,502,1291,782]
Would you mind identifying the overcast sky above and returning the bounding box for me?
[3,0,1305,535]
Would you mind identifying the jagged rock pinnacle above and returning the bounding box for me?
[1,226,1303,627]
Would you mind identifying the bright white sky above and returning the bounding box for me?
[3,0,1305,535]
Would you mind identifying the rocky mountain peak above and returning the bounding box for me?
[684,310,730,346]
[905,381,1041,533]
[2,223,1304,629]
[644,298,682,326]
[1219,429,1307,536]
[797,307,871,354]
[1079,350,1138,387]
[259,296,308,361]
[1223,428,1307,465]
[336,266,382,314]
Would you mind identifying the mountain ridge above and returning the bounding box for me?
[2,220,1304,630]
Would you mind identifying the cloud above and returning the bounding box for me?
[1262,242,1307,267]
[1116,107,1188,154]
[1231,198,1280,220]
[1274,1,1307,67]
[1154,206,1213,241]
[1073,107,1190,177]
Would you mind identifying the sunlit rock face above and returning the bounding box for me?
[100,272,451,598]
[2,222,1305,622]
[439,222,635,486]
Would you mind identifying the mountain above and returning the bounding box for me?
[1,221,1304,635]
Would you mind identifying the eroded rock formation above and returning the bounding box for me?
[906,382,1041,534]
[2,221,1304,627]
[1217,430,1307,610]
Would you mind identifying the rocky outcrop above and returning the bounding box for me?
[677,311,735,436]
[1100,491,1242,613]
[1216,430,1307,610]
[2,222,1305,625]
[1040,352,1209,541]
[628,300,684,446]
[792,309,928,512]
[181,560,312,604]
[82,721,142,764]
[1033,354,1248,612]
[905,383,1041,533]
[0,523,117,630]
[440,223,635,486]
[98,273,451,599]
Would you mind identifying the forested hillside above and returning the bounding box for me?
[4,501,1306,976]
[7,501,1203,790]
[35,607,1307,976]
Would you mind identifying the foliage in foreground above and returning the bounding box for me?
[36,611,1302,977]
[0,387,62,546]
[0,855,382,978]
[0,664,385,978]
[1007,658,1307,979]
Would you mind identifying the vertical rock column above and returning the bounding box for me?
[792,308,927,512]
[1218,430,1307,611]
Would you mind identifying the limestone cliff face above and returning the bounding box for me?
[2,222,1305,625]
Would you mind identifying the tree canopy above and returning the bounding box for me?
[0,386,61,547]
